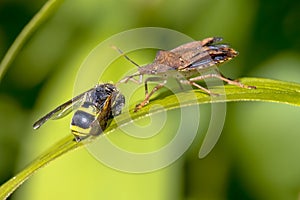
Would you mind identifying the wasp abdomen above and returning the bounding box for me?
[71,110,95,129]
[70,102,100,141]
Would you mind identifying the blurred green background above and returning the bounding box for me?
[1,0,300,199]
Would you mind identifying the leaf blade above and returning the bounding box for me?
[0,0,63,81]
[1,77,300,199]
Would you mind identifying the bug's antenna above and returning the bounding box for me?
[111,45,141,68]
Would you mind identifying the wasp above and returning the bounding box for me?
[116,37,256,111]
[33,83,125,142]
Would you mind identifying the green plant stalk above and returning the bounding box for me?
[0,137,81,200]
[0,0,63,81]
[0,77,300,199]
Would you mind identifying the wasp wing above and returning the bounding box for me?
[111,91,125,117]
[97,94,113,132]
[33,88,93,130]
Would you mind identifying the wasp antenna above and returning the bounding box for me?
[111,45,141,68]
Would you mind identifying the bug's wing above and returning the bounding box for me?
[170,37,223,54]
[173,48,214,71]
[169,37,226,70]
[178,43,238,71]
[184,52,215,69]
[33,88,93,129]
[170,41,202,54]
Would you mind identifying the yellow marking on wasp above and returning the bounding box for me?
[70,125,92,136]
[77,105,98,115]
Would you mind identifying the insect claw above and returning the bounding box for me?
[134,104,143,112]
[247,85,257,89]
[73,135,82,142]
[228,79,256,89]
[134,99,150,112]
[134,107,139,112]
[208,91,219,96]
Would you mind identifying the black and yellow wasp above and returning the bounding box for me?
[33,83,125,142]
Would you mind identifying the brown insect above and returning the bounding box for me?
[116,37,255,112]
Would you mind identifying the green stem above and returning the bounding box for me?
[1,78,300,199]
[0,0,64,81]
[0,136,81,200]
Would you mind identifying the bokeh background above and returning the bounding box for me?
[1,0,300,199]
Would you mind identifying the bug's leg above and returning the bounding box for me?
[118,71,142,84]
[180,80,217,95]
[143,77,164,97]
[189,73,256,89]
[134,77,166,112]
[118,75,140,84]
[134,82,166,112]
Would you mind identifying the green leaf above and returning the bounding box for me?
[0,0,63,82]
[110,77,300,128]
[0,136,80,200]
[0,77,300,199]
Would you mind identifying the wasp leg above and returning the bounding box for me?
[134,77,167,112]
[73,135,88,143]
[188,73,256,89]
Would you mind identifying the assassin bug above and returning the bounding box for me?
[116,37,255,112]
[33,83,125,142]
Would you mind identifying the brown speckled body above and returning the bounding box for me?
[118,37,254,111]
